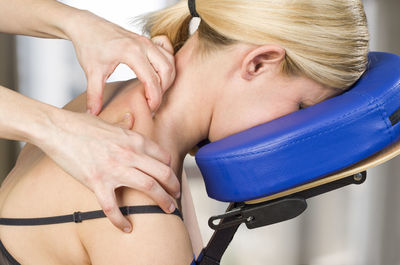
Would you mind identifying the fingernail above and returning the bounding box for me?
[175,191,181,199]
[169,203,176,213]
[147,99,159,113]
[124,226,132,233]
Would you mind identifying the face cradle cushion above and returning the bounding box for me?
[195,52,400,203]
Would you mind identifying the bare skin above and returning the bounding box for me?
[0,0,178,232]
[0,81,194,265]
[0,0,175,112]
[0,33,341,264]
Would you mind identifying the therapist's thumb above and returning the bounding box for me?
[86,72,105,115]
[114,113,135,130]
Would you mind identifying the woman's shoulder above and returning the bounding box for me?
[99,79,155,137]
[63,79,137,113]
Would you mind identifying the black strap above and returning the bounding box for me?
[0,205,182,226]
[0,240,20,265]
[199,226,240,265]
[197,203,240,265]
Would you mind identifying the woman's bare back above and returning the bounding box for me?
[0,80,193,265]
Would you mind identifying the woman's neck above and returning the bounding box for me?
[122,80,212,177]
[152,82,213,173]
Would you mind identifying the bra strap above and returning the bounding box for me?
[0,205,182,226]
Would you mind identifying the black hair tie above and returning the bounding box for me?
[188,0,200,18]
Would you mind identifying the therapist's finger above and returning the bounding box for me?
[95,187,132,233]
[123,42,162,112]
[86,69,105,115]
[132,154,180,198]
[147,42,176,93]
[121,169,177,214]
[127,57,161,112]
[152,35,174,54]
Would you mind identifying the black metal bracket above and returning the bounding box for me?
[209,197,307,230]
[207,171,367,231]
[198,171,367,265]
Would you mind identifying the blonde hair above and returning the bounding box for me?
[144,0,369,90]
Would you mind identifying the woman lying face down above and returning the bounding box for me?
[0,0,369,264]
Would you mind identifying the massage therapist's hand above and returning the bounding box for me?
[37,110,180,233]
[0,1,176,114]
[0,0,177,233]
[66,11,176,115]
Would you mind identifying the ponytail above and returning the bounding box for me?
[144,1,192,52]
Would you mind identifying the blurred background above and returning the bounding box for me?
[0,0,399,264]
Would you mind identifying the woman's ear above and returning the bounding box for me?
[241,45,286,80]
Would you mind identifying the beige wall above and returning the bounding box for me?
[0,33,18,181]
[372,0,400,54]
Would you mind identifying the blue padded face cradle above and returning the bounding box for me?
[195,52,400,202]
